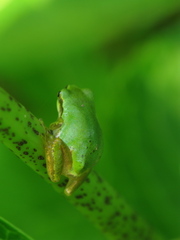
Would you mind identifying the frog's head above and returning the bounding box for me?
[57,85,94,113]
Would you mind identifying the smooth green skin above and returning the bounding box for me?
[45,85,102,195]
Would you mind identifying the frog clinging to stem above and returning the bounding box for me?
[44,85,103,196]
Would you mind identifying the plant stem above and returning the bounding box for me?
[0,87,164,240]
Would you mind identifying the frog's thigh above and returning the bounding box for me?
[64,170,90,196]
[45,138,63,182]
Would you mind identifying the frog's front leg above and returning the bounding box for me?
[45,135,64,182]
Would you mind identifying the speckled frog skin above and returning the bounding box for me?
[45,85,103,196]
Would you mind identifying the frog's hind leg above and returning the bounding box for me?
[45,137,63,182]
[64,170,90,196]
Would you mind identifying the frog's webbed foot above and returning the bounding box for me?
[64,170,90,196]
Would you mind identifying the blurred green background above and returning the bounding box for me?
[0,0,180,239]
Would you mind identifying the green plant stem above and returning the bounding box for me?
[0,87,163,240]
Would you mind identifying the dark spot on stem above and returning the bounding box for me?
[115,211,121,217]
[104,196,112,205]
[13,139,27,146]
[75,195,83,199]
[22,139,27,144]
[85,178,90,183]
[38,155,44,160]
[9,96,13,101]
[18,103,22,108]
[97,175,103,183]
[33,128,39,135]
[28,121,32,127]
[131,214,138,221]
[0,127,11,135]
[88,207,94,211]
[123,216,128,221]
[107,221,113,226]
[30,114,34,119]
[122,233,128,239]
[81,203,86,207]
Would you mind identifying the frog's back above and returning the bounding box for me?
[60,86,102,176]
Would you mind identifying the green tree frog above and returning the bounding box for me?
[44,85,102,196]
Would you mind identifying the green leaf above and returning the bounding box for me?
[0,217,33,240]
